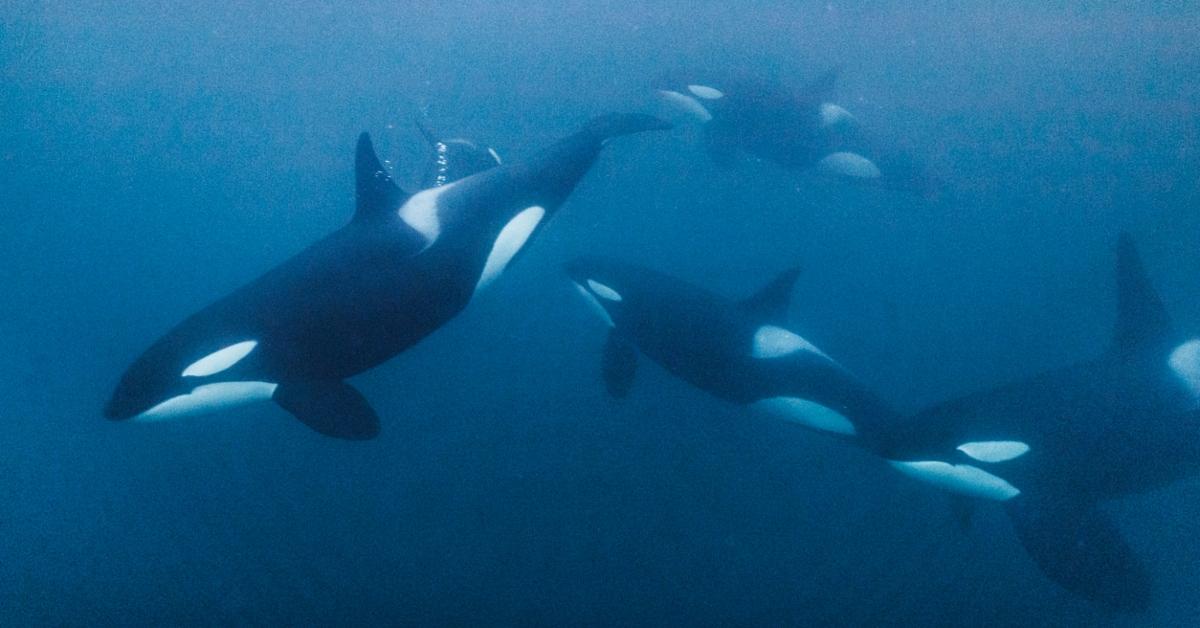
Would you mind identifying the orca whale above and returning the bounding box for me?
[104,113,669,439]
[870,233,1200,611]
[415,118,504,189]
[564,257,902,440]
[654,70,937,197]
[568,235,1200,611]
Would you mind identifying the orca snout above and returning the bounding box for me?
[102,395,129,420]
[104,358,209,422]
[104,362,188,420]
[564,258,621,296]
[564,258,627,328]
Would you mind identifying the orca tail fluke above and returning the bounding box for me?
[1006,493,1151,612]
[518,113,671,208]
[738,265,803,323]
[273,380,381,440]
[583,113,672,141]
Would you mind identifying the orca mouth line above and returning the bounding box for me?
[102,400,125,420]
[104,386,170,420]
[103,395,147,421]
[571,281,616,328]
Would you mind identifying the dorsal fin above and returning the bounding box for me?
[415,118,439,147]
[1112,232,1172,355]
[739,266,803,322]
[796,67,839,106]
[354,132,407,222]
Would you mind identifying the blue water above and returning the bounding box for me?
[3,2,1199,625]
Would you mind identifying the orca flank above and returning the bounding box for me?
[564,257,903,442]
[566,234,1200,611]
[866,233,1200,611]
[106,114,669,439]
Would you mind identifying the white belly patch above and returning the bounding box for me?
[135,381,278,422]
[888,459,1020,501]
[752,396,856,435]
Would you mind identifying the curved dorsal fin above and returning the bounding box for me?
[354,132,407,222]
[1112,232,1172,355]
[739,266,803,323]
[796,67,839,106]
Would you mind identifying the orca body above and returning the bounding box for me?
[105,113,669,439]
[869,234,1200,611]
[565,258,902,440]
[568,236,1199,611]
[655,70,936,197]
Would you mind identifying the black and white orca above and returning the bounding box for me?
[871,233,1200,611]
[564,257,902,441]
[568,235,1200,611]
[655,70,936,197]
[104,113,669,439]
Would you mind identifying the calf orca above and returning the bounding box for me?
[415,118,504,189]
[655,70,937,197]
[564,257,902,442]
[871,234,1200,611]
[568,235,1200,611]
[104,113,669,439]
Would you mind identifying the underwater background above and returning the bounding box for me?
[2,1,1199,625]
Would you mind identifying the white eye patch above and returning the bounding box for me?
[687,84,725,100]
[587,279,622,302]
[956,441,1030,463]
[182,340,258,377]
